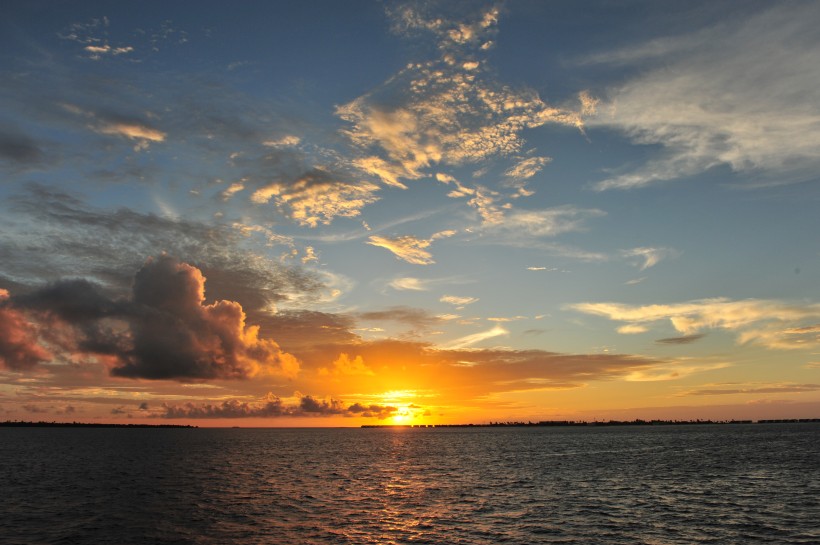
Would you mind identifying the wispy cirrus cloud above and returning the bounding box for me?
[587,3,820,190]
[367,229,455,265]
[570,297,820,350]
[679,382,820,397]
[621,247,678,270]
[440,295,478,307]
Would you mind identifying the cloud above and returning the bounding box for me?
[656,334,706,345]
[253,310,358,352]
[505,156,551,180]
[569,297,820,350]
[621,247,677,270]
[251,169,380,227]
[319,353,374,377]
[445,325,508,349]
[680,383,820,396]
[587,3,820,189]
[0,290,52,370]
[61,104,166,150]
[1,185,323,313]
[440,295,478,307]
[220,181,246,201]
[357,306,441,330]
[486,206,606,238]
[161,393,396,419]
[95,122,164,143]
[367,234,435,265]
[8,256,300,381]
[388,277,429,291]
[337,3,586,188]
[617,324,648,335]
[0,128,45,165]
[292,339,677,400]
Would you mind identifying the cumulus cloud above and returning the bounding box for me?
[115,256,299,379]
[6,256,300,380]
[319,353,374,377]
[570,297,820,350]
[587,3,820,190]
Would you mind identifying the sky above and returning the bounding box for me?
[1,0,819,426]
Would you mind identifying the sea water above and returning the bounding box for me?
[1,424,818,544]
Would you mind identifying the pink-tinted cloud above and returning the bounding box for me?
[0,290,52,370]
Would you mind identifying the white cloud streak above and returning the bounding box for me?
[587,3,820,190]
[570,297,820,350]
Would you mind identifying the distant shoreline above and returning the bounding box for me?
[0,421,196,428]
[362,418,820,428]
[2,419,818,429]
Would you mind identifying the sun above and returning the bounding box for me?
[391,406,415,425]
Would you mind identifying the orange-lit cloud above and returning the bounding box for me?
[160,393,397,419]
[251,170,380,227]
[0,289,52,370]
[337,4,587,190]
[367,234,435,265]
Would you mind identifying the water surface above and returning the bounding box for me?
[2,424,818,544]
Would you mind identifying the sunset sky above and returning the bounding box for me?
[2,0,819,426]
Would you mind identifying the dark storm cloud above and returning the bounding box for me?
[159,394,397,419]
[656,334,706,345]
[2,184,324,312]
[2,255,299,381]
[113,255,299,380]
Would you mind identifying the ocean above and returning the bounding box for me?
[1,424,818,544]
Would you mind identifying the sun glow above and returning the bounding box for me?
[391,411,411,424]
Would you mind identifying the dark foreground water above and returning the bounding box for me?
[1,425,819,545]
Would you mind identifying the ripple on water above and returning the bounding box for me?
[1,425,819,544]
